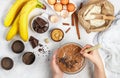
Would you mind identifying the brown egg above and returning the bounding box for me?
[61,0,69,5]
[54,3,63,12]
[67,3,75,12]
[48,0,56,5]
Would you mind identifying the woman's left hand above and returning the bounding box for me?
[51,50,63,78]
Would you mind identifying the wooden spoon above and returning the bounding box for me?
[84,44,101,53]
[92,13,115,20]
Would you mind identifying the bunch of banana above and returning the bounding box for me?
[5,0,45,42]
[4,0,29,27]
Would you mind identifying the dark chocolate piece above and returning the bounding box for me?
[43,26,49,32]
[12,40,25,53]
[39,44,43,47]
[38,48,42,52]
[38,29,44,33]
[1,57,14,70]
[59,57,77,69]
[36,17,47,26]
[29,36,39,49]
[32,17,49,33]
[22,52,35,65]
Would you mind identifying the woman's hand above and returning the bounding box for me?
[80,44,103,66]
[51,50,63,78]
[80,44,106,78]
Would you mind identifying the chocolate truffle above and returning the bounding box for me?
[22,52,35,65]
[1,57,14,70]
[12,40,25,54]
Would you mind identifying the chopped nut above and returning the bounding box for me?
[44,38,49,44]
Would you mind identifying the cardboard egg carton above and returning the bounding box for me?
[45,0,77,18]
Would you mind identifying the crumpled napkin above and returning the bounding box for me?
[94,11,120,73]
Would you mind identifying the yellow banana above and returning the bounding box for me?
[4,0,29,27]
[6,15,19,41]
[19,0,44,42]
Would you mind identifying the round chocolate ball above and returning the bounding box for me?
[1,57,14,70]
[22,52,35,65]
[12,40,25,53]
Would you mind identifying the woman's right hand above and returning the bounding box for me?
[80,45,106,78]
[80,44,103,66]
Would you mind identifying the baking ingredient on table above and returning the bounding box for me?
[65,27,71,33]
[78,0,114,33]
[38,44,51,62]
[75,13,80,39]
[6,16,19,41]
[22,52,35,65]
[19,0,44,42]
[48,0,56,5]
[84,5,101,20]
[84,5,106,27]
[78,3,83,10]
[29,36,51,61]
[56,43,85,73]
[12,40,25,54]
[71,3,82,27]
[62,23,70,26]
[49,15,59,23]
[61,0,69,5]
[38,44,50,54]
[39,43,43,47]
[44,38,49,44]
[4,0,29,27]
[29,36,39,49]
[90,19,105,27]
[71,13,75,26]
[4,0,45,42]
[54,3,63,12]
[67,3,75,12]
[51,28,64,42]
[47,0,76,18]
[32,16,49,33]
[1,57,14,70]
[60,10,69,18]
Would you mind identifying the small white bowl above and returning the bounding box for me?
[31,14,49,34]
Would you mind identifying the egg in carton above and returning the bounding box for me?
[46,0,77,18]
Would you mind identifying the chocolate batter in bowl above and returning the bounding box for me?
[56,43,86,74]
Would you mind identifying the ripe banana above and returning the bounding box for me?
[4,0,29,27]
[6,15,19,41]
[19,0,44,42]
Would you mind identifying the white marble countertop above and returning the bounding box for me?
[0,0,120,78]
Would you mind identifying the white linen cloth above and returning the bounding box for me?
[94,10,120,74]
